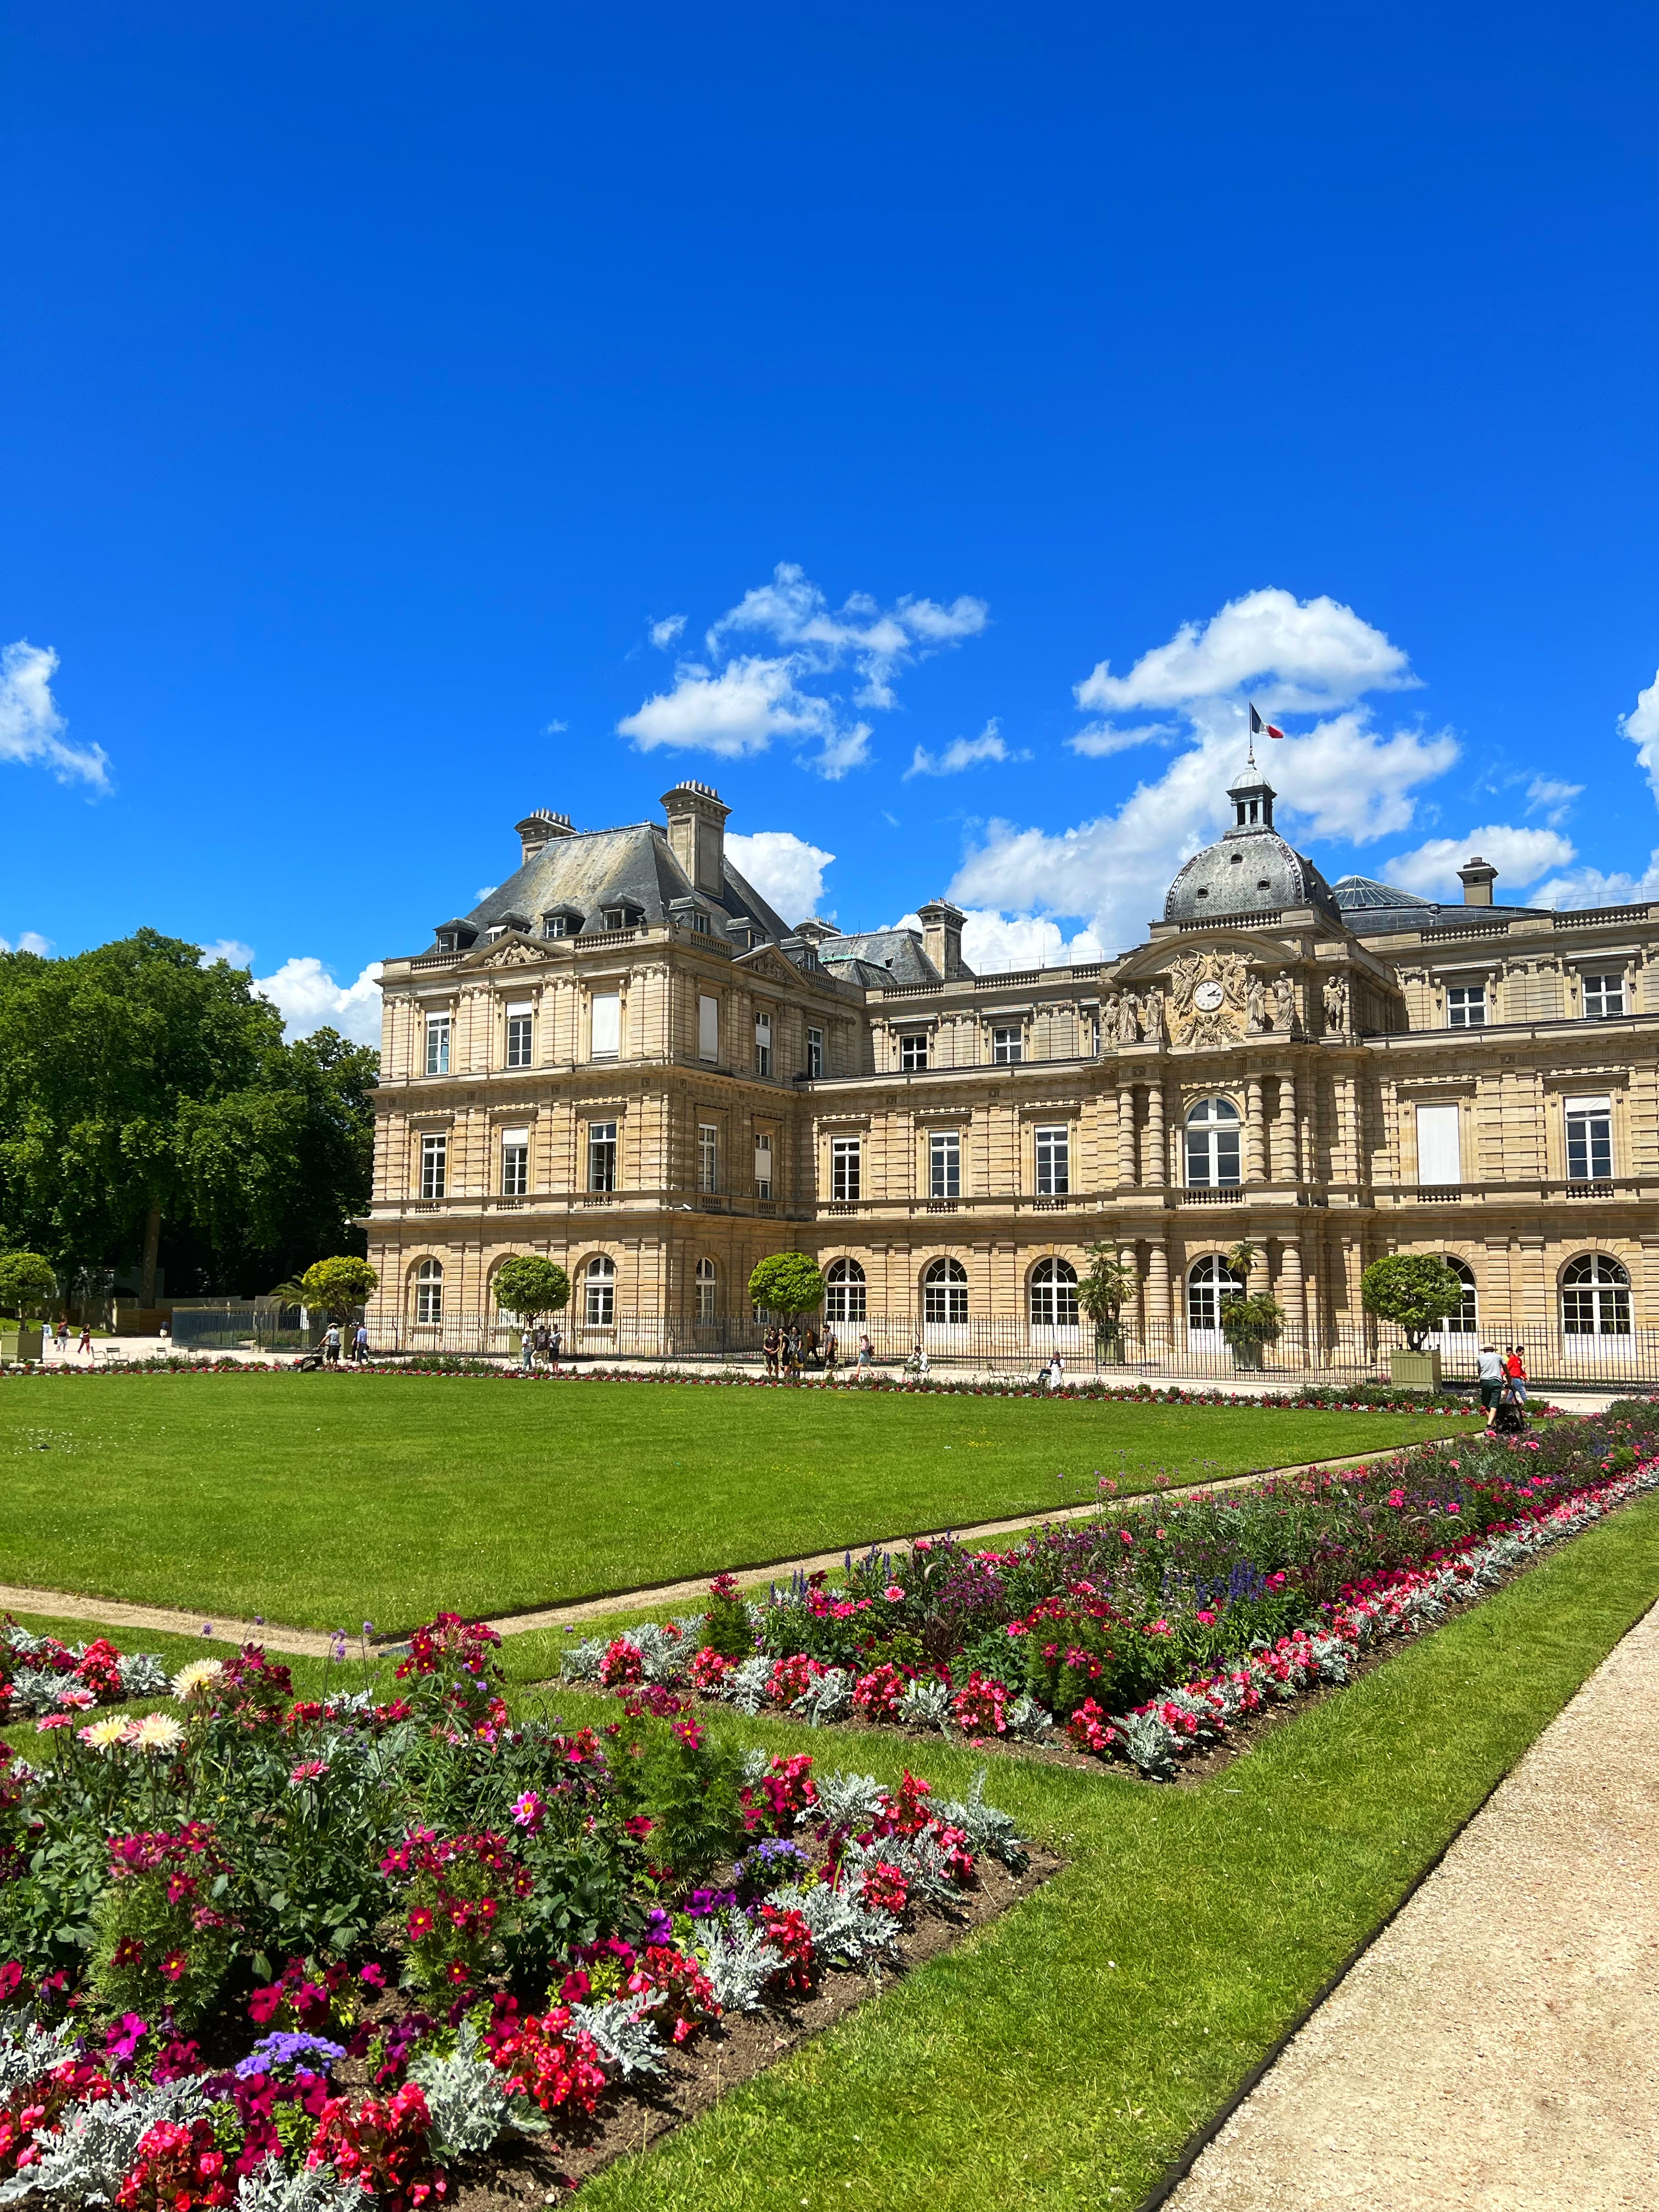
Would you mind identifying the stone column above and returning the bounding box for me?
[1245,1073,1267,1183]
[1117,1081,1137,1187]
[1278,1235,1306,1353]
[1336,1073,1358,1187]
[1119,1242,1143,1352]
[1147,1238,1172,1346]
[1143,1083,1166,1187]
[1273,1073,1301,1183]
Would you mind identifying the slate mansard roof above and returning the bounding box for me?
[1329,875,1550,936]
[449,823,794,950]
[815,929,946,988]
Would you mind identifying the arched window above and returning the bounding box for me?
[1029,1256,1079,1328]
[1561,1253,1630,1336]
[694,1257,716,1323]
[1185,1097,1242,1188]
[1187,1253,1245,1333]
[825,1257,866,1323]
[414,1259,443,1327]
[583,1254,616,1327]
[1441,1256,1477,1334]
[923,1256,968,1325]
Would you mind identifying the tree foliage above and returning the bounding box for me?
[0,932,377,1296]
[747,1252,825,1317]
[298,1255,380,1321]
[1076,1242,1137,1348]
[1361,1254,1467,1350]
[0,1251,58,1318]
[1219,1292,1285,1349]
[492,1255,571,1322]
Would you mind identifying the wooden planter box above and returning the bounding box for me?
[1389,1347,1443,1390]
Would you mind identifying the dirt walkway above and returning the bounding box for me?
[1166,1595,1659,2211]
[0,1438,1442,1659]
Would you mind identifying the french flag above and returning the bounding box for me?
[1249,702,1284,740]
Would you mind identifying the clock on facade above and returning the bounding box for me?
[1193,979,1226,1012]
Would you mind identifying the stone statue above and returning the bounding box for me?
[1115,990,1142,1046]
[1322,973,1350,1034]
[1273,970,1298,1035]
[1139,988,1164,1046]
[1246,970,1267,1035]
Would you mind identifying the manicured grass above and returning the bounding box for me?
[0,1374,1471,1632]
[563,1489,1659,2211]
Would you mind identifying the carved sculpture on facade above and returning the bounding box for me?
[1167,949,1250,1047]
[1114,990,1142,1045]
[1246,970,1266,1035]
[1139,986,1165,1046]
[1322,972,1351,1035]
[1272,970,1299,1035]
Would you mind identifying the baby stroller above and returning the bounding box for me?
[1492,1378,1527,1434]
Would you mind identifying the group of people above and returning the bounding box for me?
[1476,1342,1528,1432]
[518,1324,564,1372]
[763,1321,838,1379]
[320,1322,371,1366]
[44,1320,95,1358]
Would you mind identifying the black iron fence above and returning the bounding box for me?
[170,1301,308,1352]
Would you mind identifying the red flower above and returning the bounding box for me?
[159,1951,189,1983]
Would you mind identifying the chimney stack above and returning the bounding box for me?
[917,898,969,980]
[516,810,574,865]
[662,781,731,895]
[1457,855,1498,907]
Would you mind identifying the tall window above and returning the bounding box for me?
[1029,1256,1079,1327]
[1035,1125,1070,1196]
[1447,985,1486,1029]
[1184,1098,1241,1188]
[806,1026,824,1080]
[697,1124,718,1193]
[698,994,719,1062]
[419,1133,447,1199]
[1561,1253,1630,1336]
[825,1257,866,1322]
[414,1259,443,1325]
[754,1013,772,1077]
[1440,1256,1477,1333]
[1582,973,1626,1018]
[1415,1103,1462,1187]
[923,1256,968,1324]
[590,993,620,1060]
[424,1014,451,1075]
[831,1136,862,1202]
[754,1133,773,1200]
[583,1255,616,1326]
[929,1130,961,1200]
[505,1004,533,1067]
[900,1032,929,1071]
[992,1026,1023,1065]
[500,1127,528,1197]
[695,1257,717,1322]
[1565,1096,1612,1181]
[1187,1254,1245,1332]
[588,1121,617,1193]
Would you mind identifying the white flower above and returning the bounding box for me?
[129,1713,185,1755]
[78,1715,129,1753]
[171,1660,224,1702]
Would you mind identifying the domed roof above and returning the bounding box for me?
[1163,771,1341,927]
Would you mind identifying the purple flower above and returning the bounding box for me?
[685,1888,738,1920]
[235,2031,347,2079]
[642,1906,674,1948]
[103,2013,148,2062]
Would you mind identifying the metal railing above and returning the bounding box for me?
[170,1301,309,1352]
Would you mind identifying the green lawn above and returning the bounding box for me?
[0,1374,1472,1632]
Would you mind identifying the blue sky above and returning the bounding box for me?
[3,3,1657,1041]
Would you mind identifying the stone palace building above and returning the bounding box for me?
[362,772,1659,1367]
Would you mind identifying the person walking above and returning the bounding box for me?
[1047,1350,1065,1394]
[857,1330,873,1379]
[1504,1343,1528,1404]
[353,1321,370,1366]
[549,1322,562,1373]
[763,1324,781,1379]
[822,1324,838,1375]
[76,1321,92,1359]
[324,1321,342,1368]
[1476,1342,1505,1429]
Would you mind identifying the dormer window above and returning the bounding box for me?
[601,904,643,932]
[541,906,583,940]
[432,918,478,955]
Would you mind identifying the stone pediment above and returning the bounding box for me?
[1107,943,1311,1047]
[736,947,801,988]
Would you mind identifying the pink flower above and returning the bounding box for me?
[35,1715,72,1733]
[912,1538,934,1554]
[511,1790,544,1830]
[1387,1489,1406,1508]
[1195,1610,1217,1626]
[288,1759,329,1786]
[883,1586,905,1603]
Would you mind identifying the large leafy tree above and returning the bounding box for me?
[748,1252,825,1318]
[0,932,377,1298]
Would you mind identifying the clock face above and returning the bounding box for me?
[1193,980,1226,1013]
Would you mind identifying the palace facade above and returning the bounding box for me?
[362,772,1659,1360]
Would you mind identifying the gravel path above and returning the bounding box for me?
[1167,1594,1659,2211]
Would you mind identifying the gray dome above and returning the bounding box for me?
[1163,771,1341,926]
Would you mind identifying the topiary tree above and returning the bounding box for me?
[1361,1253,1466,1351]
[1076,1241,1137,1358]
[493,1255,571,1326]
[747,1252,825,1318]
[298,1255,379,1323]
[0,1251,58,1319]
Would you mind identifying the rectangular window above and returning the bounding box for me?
[831,1136,861,1201]
[754,1012,772,1078]
[1582,973,1626,1019]
[424,1014,451,1075]
[929,1129,961,1199]
[1415,1103,1462,1186]
[754,1132,773,1200]
[588,1120,618,1193]
[590,993,620,1060]
[1035,1124,1070,1196]
[500,1126,529,1197]
[543,913,571,938]
[505,1003,533,1068]
[1565,1095,1613,1181]
[419,1132,447,1200]
[698,994,719,1062]
[697,1123,718,1194]
[992,1026,1023,1065]
[1446,986,1486,1029]
[806,1026,824,1080]
[900,1032,929,1071]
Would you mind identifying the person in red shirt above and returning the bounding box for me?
[1504,1345,1527,1404]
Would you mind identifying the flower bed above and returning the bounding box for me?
[1,1624,171,1723]
[565,1406,1659,1782]
[0,1616,1030,2205]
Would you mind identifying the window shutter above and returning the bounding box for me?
[591,993,620,1058]
[698,994,719,1060]
[1415,1103,1461,1184]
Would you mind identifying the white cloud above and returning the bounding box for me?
[959,910,1104,973]
[649,615,686,650]
[1619,667,1659,803]
[475,885,498,901]
[1525,776,1581,826]
[1068,721,1176,759]
[1380,825,1578,897]
[199,939,255,969]
[254,957,385,1047]
[904,718,1030,780]
[619,562,988,778]
[0,641,111,789]
[0,929,52,955]
[543,719,568,735]
[1075,587,1417,717]
[725,830,836,922]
